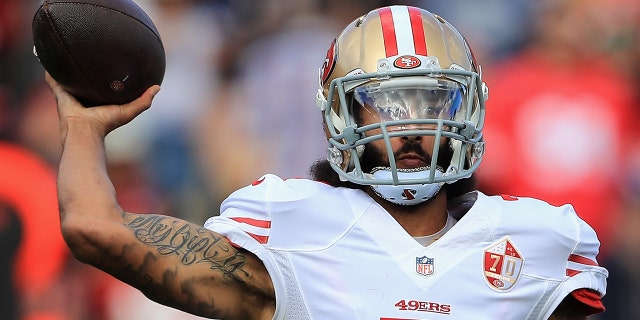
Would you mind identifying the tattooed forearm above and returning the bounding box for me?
[118,251,176,303]
[123,213,248,280]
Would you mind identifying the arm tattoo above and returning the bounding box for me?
[123,213,249,281]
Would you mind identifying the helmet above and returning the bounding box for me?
[316,5,488,203]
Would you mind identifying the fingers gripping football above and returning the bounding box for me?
[45,72,160,136]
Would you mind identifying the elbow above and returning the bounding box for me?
[60,215,99,264]
[59,211,118,265]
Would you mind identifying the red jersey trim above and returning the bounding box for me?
[229,217,271,244]
[566,269,581,277]
[568,254,598,266]
[246,232,269,244]
[230,217,272,228]
[566,254,599,276]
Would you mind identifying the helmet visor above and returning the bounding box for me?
[354,78,464,124]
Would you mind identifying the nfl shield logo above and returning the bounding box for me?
[416,256,435,276]
[483,237,524,291]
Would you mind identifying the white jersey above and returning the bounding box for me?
[204,174,608,320]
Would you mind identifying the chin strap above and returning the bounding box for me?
[369,167,445,205]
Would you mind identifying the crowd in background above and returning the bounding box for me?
[1,0,639,319]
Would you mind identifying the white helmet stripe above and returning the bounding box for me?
[391,6,415,55]
[379,6,428,57]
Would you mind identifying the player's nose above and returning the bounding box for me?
[401,134,422,143]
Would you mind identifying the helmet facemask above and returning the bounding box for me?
[315,6,488,204]
[320,61,485,196]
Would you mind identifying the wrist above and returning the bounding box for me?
[60,117,109,144]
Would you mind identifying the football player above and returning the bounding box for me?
[49,5,607,319]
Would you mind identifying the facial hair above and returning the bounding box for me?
[359,140,454,173]
[309,140,477,203]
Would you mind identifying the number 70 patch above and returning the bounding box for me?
[483,236,524,291]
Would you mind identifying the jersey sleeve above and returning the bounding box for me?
[206,173,366,251]
[203,174,279,249]
[543,204,609,318]
[202,174,287,318]
[202,174,361,320]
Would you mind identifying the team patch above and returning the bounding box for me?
[483,237,524,290]
[416,256,435,276]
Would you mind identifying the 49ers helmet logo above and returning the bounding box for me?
[393,55,421,69]
[320,39,337,84]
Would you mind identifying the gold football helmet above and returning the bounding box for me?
[316,5,487,202]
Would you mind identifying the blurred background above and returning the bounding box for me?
[1,0,639,319]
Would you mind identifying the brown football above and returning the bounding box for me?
[32,0,165,106]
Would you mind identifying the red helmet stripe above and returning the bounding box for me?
[378,7,398,57]
[408,6,427,56]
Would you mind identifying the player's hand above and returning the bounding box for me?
[45,72,160,137]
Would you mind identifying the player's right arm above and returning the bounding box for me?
[48,73,275,319]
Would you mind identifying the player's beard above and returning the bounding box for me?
[309,139,477,203]
[309,140,454,188]
[359,140,453,174]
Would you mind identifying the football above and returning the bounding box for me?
[32,0,166,106]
